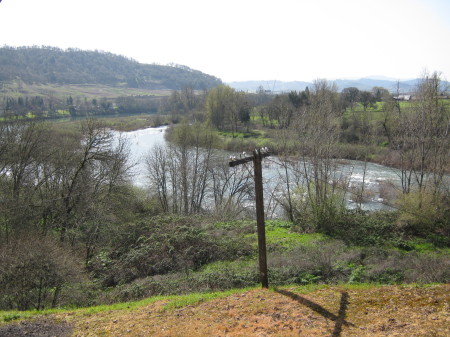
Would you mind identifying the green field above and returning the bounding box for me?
[0,81,170,100]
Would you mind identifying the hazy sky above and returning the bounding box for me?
[1,0,449,82]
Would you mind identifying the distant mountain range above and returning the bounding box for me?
[227,78,422,93]
[0,46,222,90]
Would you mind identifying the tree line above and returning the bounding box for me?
[0,87,206,118]
[1,94,162,118]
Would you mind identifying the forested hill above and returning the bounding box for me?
[0,46,222,90]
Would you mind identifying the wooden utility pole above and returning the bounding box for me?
[229,148,269,288]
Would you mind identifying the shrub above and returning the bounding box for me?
[100,265,260,304]
[330,210,401,246]
[268,239,352,284]
[403,252,450,283]
[397,190,450,237]
[0,235,85,310]
[363,249,450,284]
[290,183,347,234]
[89,216,253,287]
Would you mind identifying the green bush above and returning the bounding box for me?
[369,268,404,284]
[101,265,260,303]
[397,190,450,237]
[290,183,347,234]
[330,210,401,246]
[88,215,253,287]
[348,264,366,284]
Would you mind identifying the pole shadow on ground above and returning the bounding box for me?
[274,289,354,337]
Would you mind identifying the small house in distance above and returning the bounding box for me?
[393,94,412,101]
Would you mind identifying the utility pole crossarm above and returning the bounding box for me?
[229,156,253,167]
[228,149,270,167]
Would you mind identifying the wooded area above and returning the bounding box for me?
[0,46,221,89]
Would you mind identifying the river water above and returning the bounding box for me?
[120,126,168,187]
[121,126,408,213]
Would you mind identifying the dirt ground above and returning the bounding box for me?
[0,318,72,337]
[2,284,449,336]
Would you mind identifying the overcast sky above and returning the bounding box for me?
[1,0,449,82]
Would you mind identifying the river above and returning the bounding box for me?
[120,126,411,213]
[119,125,168,188]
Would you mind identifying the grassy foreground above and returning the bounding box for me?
[1,284,448,336]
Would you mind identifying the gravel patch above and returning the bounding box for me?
[0,318,72,337]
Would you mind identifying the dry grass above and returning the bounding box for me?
[39,284,449,336]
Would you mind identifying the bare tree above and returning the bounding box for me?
[267,94,296,129]
[27,119,133,245]
[341,87,360,116]
[0,119,47,242]
[289,80,347,232]
[382,71,450,233]
[209,158,254,218]
[389,72,449,195]
[146,144,170,212]
[146,122,219,214]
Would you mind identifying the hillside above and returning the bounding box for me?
[0,46,222,90]
[1,285,448,336]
